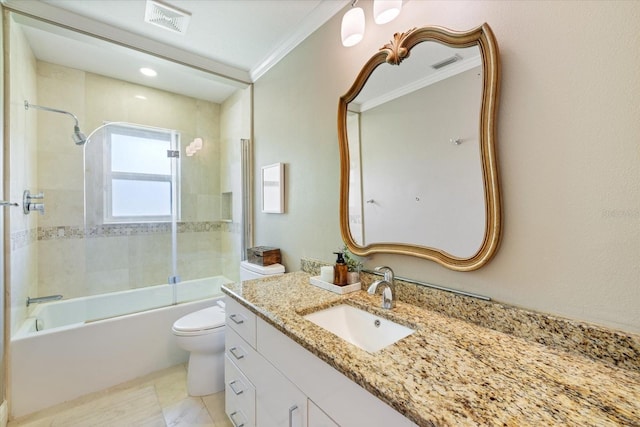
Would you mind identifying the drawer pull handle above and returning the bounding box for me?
[288,404,298,427]
[229,314,244,325]
[229,346,245,360]
[229,411,245,427]
[229,380,244,395]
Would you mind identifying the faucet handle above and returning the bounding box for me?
[375,266,394,283]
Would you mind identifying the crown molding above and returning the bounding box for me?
[250,0,349,81]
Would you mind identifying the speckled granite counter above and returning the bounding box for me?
[222,272,640,426]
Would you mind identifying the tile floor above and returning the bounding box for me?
[8,364,234,427]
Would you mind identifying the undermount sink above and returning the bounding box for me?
[303,304,415,353]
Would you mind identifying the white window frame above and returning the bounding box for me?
[103,123,181,223]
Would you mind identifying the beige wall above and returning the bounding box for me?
[220,86,252,281]
[254,1,640,333]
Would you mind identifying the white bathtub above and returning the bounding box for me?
[10,276,231,418]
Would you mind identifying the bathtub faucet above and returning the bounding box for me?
[26,294,63,307]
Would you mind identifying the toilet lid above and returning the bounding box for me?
[173,306,225,332]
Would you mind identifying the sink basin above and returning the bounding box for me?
[303,304,415,353]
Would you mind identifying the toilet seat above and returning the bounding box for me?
[172,306,225,335]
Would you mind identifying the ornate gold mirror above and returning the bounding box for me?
[338,24,501,271]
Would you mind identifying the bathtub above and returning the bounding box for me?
[10,276,232,418]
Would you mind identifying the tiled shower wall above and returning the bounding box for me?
[9,17,247,335]
[9,19,39,336]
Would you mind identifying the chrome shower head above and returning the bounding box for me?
[25,100,86,146]
[73,126,87,145]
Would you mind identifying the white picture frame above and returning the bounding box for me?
[261,163,285,213]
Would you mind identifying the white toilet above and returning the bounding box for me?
[172,304,226,396]
[240,260,285,280]
[172,262,284,396]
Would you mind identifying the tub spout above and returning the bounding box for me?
[27,295,62,307]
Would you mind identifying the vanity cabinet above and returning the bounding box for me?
[225,297,415,427]
[226,297,306,427]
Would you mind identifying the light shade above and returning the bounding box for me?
[373,0,402,25]
[341,7,365,47]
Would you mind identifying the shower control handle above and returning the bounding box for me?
[28,203,45,215]
[23,190,45,215]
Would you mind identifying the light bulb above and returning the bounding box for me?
[341,7,365,47]
[192,137,203,150]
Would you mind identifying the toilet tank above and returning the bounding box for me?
[240,260,285,281]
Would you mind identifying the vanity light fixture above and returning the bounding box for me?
[373,0,402,25]
[341,0,365,47]
[139,67,157,77]
[341,1,403,47]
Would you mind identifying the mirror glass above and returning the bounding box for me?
[338,25,501,271]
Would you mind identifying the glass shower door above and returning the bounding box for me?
[83,123,179,320]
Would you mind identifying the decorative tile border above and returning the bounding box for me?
[11,221,238,249]
[10,228,38,251]
[300,257,640,372]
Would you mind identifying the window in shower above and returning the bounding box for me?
[104,123,181,223]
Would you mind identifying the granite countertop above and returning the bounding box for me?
[222,271,640,426]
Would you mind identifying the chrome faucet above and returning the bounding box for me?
[367,266,396,309]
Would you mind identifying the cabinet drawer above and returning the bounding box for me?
[225,355,255,426]
[226,326,261,381]
[226,407,253,427]
[225,297,257,348]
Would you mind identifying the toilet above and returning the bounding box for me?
[172,261,284,396]
[240,260,285,280]
[172,304,226,396]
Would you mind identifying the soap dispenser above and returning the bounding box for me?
[333,252,348,286]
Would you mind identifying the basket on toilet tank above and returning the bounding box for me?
[246,246,281,266]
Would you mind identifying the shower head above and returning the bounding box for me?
[73,126,87,146]
[24,100,87,146]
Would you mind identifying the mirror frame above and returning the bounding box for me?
[338,23,501,271]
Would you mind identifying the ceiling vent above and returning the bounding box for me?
[431,54,463,70]
[144,0,191,34]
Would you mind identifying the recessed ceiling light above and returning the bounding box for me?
[140,67,157,77]
[135,95,148,100]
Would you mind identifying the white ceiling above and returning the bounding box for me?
[5,0,348,102]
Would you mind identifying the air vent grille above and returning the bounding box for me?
[431,54,463,70]
[144,0,191,34]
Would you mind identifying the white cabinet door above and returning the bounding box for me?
[252,353,307,427]
[257,318,416,427]
[308,400,339,427]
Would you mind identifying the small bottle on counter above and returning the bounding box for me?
[333,252,348,286]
